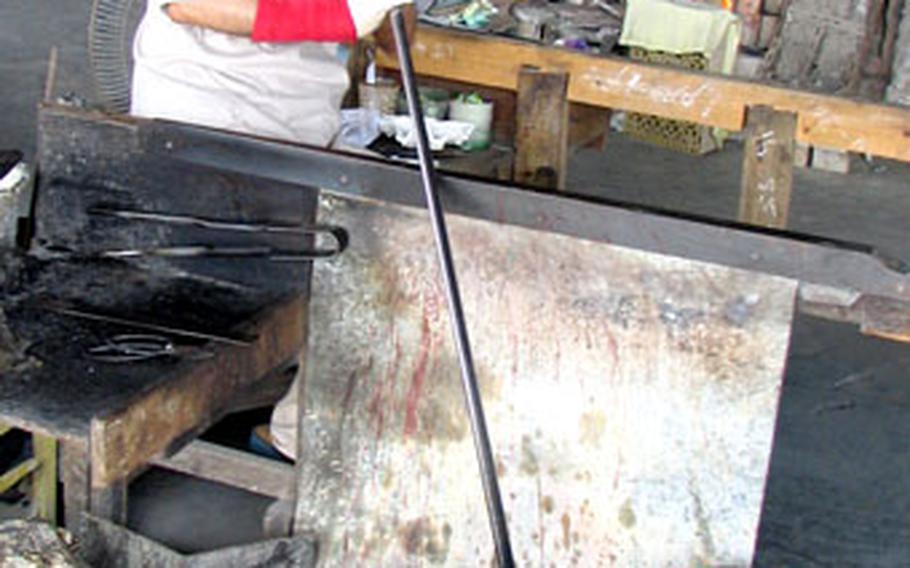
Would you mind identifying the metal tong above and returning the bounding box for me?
[87,333,214,364]
[88,207,349,261]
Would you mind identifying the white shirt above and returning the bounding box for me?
[131,0,350,147]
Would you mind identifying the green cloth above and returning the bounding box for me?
[620,0,742,74]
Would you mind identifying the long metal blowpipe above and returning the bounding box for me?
[390,8,515,567]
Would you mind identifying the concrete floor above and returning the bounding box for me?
[3,2,910,565]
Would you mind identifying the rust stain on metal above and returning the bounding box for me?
[296,196,797,566]
[541,495,554,514]
[397,518,454,564]
[404,314,433,437]
[520,435,540,475]
[618,499,636,529]
[560,512,571,550]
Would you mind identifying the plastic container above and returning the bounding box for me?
[397,87,451,119]
[449,94,494,151]
[359,79,399,115]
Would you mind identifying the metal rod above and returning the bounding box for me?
[391,9,514,567]
[41,303,253,347]
[90,207,328,236]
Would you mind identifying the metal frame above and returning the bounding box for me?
[142,120,910,314]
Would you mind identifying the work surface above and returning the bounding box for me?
[0,253,286,440]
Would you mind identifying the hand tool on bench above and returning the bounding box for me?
[391,8,515,567]
[87,333,214,364]
[39,301,254,347]
[89,207,349,261]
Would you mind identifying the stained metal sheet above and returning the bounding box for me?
[295,195,797,566]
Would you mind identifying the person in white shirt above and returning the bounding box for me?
[131,0,414,459]
[132,0,412,145]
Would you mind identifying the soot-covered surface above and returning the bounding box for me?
[0,251,283,439]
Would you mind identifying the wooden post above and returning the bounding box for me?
[32,433,58,524]
[60,440,90,532]
[513,66,570,190]
[738,105,797,228]
[63,438,127,528]
[91,481,128,525]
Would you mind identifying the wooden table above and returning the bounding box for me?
[0,105,322,530]
[0,256,304,527]
[378,24,910,227]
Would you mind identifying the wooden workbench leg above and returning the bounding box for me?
[62,439,127,528]
[513,66,570,191]
[91,481,128,525]
[60,440,90,533]
[738,105,797,228]
[32,433,58,525]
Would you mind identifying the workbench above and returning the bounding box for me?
[0,107,314,529]
[378,24,910,228]
[7,105,910,564]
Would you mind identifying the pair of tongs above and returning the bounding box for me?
[88,208,348,261]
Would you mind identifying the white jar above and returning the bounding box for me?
[449,97,494,151]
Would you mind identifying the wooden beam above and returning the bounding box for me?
[739,106,797,228]
[89,295,306,489]
[378,25,910,162]
[91,480,127,525]
[0,458,39,494]
[32,433,58,524]
[152,440,294,500]
[513,66,570,190]
[60,439,90,533]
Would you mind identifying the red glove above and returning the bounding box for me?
[253,0,411,43]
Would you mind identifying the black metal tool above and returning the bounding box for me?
[42,302,254,347]
[97,244,336,262]
[89,207,349,261]
[391,8,515,567]
[87,333,207,364]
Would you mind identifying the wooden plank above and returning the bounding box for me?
[569,103,612,150]
[90,481,127,525]
[0,426,57,524]
[377,25,910,162]
[32,433,58,524]
[513,66,569,190]
[0,458,39,494]
[60,439,90,533]
[152,440,294,500]
[89,294,306,489]
[738,106,797,228]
